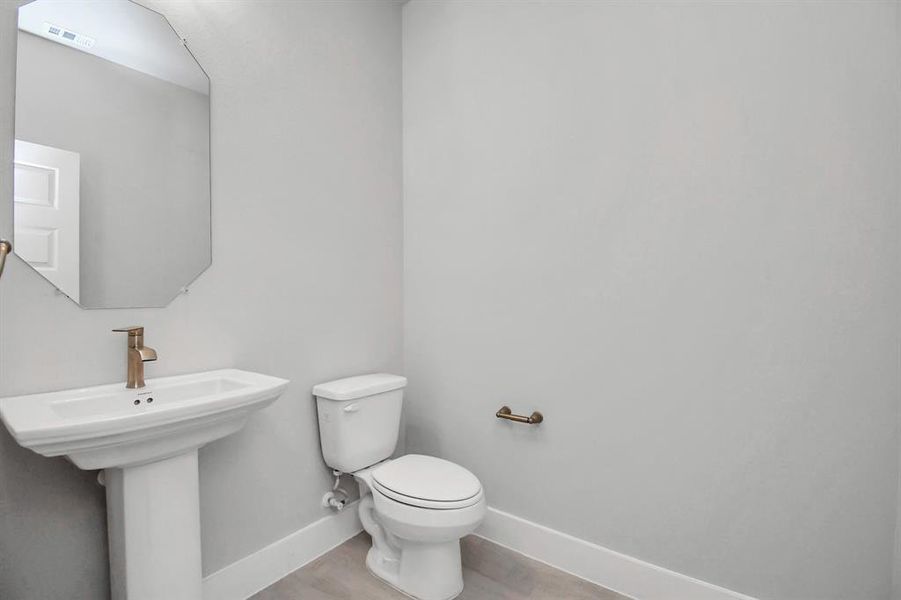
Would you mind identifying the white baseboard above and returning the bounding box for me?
[202,503,756,600]
[476,507,758,600]
[202,502,363,600]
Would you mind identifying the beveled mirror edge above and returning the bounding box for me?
[9,0,213,309]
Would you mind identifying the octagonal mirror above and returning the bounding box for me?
[12,0,210,308]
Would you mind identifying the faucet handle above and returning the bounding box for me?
[113,326,144,336]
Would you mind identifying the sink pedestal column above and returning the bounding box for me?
[105,450,203,600]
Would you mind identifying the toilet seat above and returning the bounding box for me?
[372,454,483,510]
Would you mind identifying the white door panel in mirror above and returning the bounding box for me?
[12,0,211,308]
[13,162,55,207]
[14,140,80,303]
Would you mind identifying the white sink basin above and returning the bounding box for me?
[0,368,289,600]
[0,368,288,469]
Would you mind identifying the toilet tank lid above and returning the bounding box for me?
[313,373,407,401]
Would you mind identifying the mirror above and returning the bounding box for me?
[13,0,210,308]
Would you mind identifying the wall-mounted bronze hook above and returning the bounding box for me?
[0,240,11,281]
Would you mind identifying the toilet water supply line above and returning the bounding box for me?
[322,470,401,562]
[322,469,349,511]
[326,471,401,562]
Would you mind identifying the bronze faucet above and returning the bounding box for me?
[112,327,158,389]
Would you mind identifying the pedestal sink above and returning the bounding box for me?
[0,368,289,600]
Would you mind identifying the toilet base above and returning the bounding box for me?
[366,541,464,600]
[352,460,484,600]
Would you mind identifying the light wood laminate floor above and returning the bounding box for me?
[251,532,631,599]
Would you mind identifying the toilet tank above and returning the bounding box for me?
[313,373,407,473]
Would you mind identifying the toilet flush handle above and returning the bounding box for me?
[343,403,360,413]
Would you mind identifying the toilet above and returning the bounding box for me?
[313,374,486,600]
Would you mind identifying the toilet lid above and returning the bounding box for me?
[372,455,482,508]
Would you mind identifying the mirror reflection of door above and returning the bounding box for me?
[13,139,80,303]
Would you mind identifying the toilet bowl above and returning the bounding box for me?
[355,455,486,600]
[313,374,486,600]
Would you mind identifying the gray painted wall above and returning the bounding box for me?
[2,1,900,599]
[16,31,211,308]
[0,1,402,598]
[402,2,900,599]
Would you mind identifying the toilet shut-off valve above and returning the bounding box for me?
[322,469,349,511]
